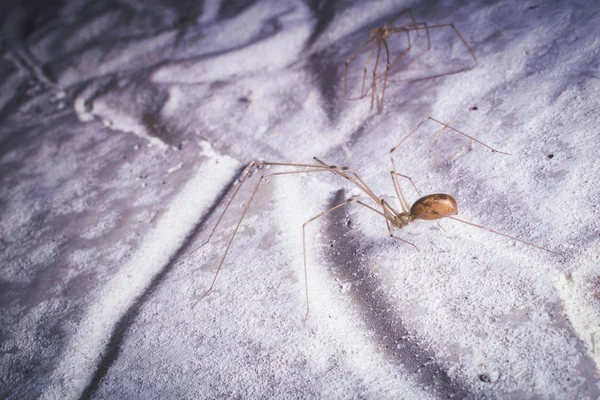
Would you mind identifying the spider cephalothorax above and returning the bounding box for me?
[368,24,393,41]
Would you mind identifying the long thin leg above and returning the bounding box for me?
[349,43,378,101]
[375,21,429,83]
[312,157,401,218]
[302,197,399,322]
[385,28,412,76]
[375,38,392,114]
[429,115,479,160]
[391,171,422,197]
[388,117,508,229]
[424,23,477,67]
[409,22,431,51]
[390,171,416,212]
[389,117,506,217]
[344,36,377,101]
[390,171,444,232]
[446,216,560,254]
[190,161,333,255]
[389,116,510,158]
[370,41,383,111]
[191,165,335,308]
[381,199,419,251]
[402,23,477,82]
[189,161,259,255]
[386,8,416,27]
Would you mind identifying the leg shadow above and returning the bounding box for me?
[323,189,473,398]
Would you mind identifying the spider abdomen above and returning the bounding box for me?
[411,194,458,221]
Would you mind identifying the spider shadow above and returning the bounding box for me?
[322,189,471,398]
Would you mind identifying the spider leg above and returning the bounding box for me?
[312,157,399,217]
[385,27,412,76]
[446,216,559,254]
[389,116,510,159]
[345,36,378,101]
[386,8,416,27]
[301,197,395,322]
[381,199,419,251]
[403,23,477,82]
[390,171,444,232]
[370,41,383,111]
[190,161,333,255]
[191,163,335,308]
[375,38,392,114]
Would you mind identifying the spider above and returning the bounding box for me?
[191,117,557,321]
[344,9,477,114]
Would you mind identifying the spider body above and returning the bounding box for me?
[191,117,556,321]
[410,193,458,222]
[368,24,394,41]
[344,9,478,114]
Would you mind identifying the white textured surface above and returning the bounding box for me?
[0,0,598,398]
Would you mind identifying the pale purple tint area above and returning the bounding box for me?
[1,0,599,399]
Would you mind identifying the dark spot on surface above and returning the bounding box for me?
[237,96,250,104]
[479,373,491,383]
[469,106,478,111]
[528,5,538,9]
[547,153,554,159]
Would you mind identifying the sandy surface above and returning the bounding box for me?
[1,0,599,398]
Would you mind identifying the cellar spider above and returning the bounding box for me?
[191,117,557,321]
[344,9,477,114]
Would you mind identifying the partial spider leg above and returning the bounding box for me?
[430,23,477,67]
[446,216,560,255]
[379,22,429,83]
[189,161,259,255]
[388,117,507,229]
[407,23,478,81]
[344,36,377,101]
[312,157,405,239]
[389,116,511,159]
[376,7,417,88]
[301,197,392,322]
[385,27,411,73]
[375,39,392,114]
[370,41,384,112]
[424,111,473,157]
[389,169,411,212]
[312,157,384,210]
[390,170,445,232]
[391,171,422,199]
[406,21,430,50]
[191,164,335,308]
[386,8,416,27]
[409,22,431,52]
[357,43,379,100]
[380,198,419,250]
[190,161,335,255]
